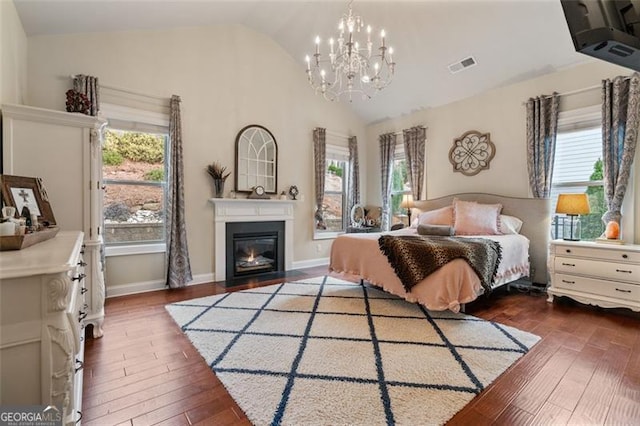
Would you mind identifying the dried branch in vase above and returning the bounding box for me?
[206,162,231,181]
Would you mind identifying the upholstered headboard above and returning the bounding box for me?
[414,193,551,285]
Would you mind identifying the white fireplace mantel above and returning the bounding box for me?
[209,198,296,281]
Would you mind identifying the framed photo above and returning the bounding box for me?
[1,175,57,226]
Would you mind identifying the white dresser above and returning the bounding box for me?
[2,104,106,337]
[548,239,640,312]
[0,231,87,425]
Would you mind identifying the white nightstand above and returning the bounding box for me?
[547,239,640,312]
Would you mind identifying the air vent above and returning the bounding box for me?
[448,56,477,74]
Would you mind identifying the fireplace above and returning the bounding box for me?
[210,198,295,281]
[226,221,285,280]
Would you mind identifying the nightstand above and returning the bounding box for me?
[547,240,640,312]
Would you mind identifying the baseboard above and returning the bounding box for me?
[292,257,329,269]
[106,273,215,298]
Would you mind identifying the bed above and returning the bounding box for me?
[329,193,551,312]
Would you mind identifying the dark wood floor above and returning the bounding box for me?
[82,267,640,425]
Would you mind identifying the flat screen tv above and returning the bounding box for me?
[561,0,640,71]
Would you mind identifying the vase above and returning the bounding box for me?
[213,179,225,198]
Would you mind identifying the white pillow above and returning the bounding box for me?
[499,214,523,234]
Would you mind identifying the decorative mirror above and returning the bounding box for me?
[350,204,365,227]
[449,130,495,176]
[235,125,278,193]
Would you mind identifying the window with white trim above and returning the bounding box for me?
[390,144,411,227]
[315,143,350,239]
[551,106,605,240]
[101,104,170,250]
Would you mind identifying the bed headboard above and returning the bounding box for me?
[414,193,551,285]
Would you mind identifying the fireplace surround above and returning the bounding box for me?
[209,198,295,281]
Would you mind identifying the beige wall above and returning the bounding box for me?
[0,0,27,105]
[26,25,366,292]
[366,60,640,244]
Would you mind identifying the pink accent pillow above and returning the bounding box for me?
[412,205,454,228]
[453,199,502,235]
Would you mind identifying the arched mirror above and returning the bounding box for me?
[235,125,278,193]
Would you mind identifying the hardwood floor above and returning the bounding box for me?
[83,268,640,425]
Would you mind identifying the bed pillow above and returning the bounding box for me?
[417,224,454,236]
[499,214,523,235]
[453,199,502,235]
[411,205,454,228]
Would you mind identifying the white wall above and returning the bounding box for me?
[0,0,27,105]
[26,25,366,293]
[366,60,640,243]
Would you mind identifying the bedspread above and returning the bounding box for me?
[329,229,529,312]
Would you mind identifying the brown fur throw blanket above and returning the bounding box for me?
[378,235,502,293]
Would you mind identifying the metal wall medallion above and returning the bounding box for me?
[448,130,495,176]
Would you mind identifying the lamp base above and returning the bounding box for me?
[562,214,581,241]
[562,237,581,242]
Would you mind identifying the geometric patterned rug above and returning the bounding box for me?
[166,276,540,425]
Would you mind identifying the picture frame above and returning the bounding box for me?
[1,175,57,226]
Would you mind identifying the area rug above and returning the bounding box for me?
[166,276,540,425]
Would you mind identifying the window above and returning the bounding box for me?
[315,144,349,238]
[551,108,605,241]
[101,104,170,252]
[390,145,411,227]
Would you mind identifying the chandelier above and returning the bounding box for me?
[305,1,395,102]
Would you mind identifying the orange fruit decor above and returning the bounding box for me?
[605,221,620,239]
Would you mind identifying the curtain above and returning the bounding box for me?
[601,73,640,225]
[313,128,327,229]
[379,133,397,231]
[348,136,360,214]
[73,74,100,116]
[166,95,193,289]
[526,93,560,198]
[403,126,426,201]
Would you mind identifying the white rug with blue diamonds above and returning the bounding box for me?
[166,276,540,425]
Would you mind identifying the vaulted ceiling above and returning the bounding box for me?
[13,0,591,123]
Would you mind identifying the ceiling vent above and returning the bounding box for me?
[448,56,477,74]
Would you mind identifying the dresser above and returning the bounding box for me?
[548,239,640,312]
[0,232,87,424]
[2,104,107,337]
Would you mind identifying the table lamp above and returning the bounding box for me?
[555,193,590,241]
[400,194,415,226]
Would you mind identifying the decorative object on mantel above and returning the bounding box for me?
[288,185,299,200]
[65,89,91,114]
[449,130,496,176]
[206,161,231,198]
[247,185,271,199]
[304,0,396,101]
[280,191,288,200]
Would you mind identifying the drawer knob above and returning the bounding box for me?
[72,273,86,282]
[561,279,575,284]
[77,260,87,267]
[622,254,628,259]
[81,287,88,294]
[78,310,88,322]
[615,288,632,293]
[615,269,632,274]
[562,262,576,267]
[565,249,571,253]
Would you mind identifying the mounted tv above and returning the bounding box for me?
[561,0,640,70]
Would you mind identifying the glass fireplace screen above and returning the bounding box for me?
[234,235,277,276]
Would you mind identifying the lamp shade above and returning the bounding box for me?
[555,193,591,215]
[400,194,415,209]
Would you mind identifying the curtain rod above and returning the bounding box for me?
[69,75,167,102]
[522,74,634,105]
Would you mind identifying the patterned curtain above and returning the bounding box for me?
[313,128,327,229]
[526,93,560,198]
[73,74,100,116]
[166,95,193,289]
[348,136,360,214]
[403,126,426,200]
[601,73,640,225]
[379,133,397,231]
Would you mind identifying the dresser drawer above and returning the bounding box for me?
[554,257,640,284]
[554,245,640,263]
[555,273,640,302]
